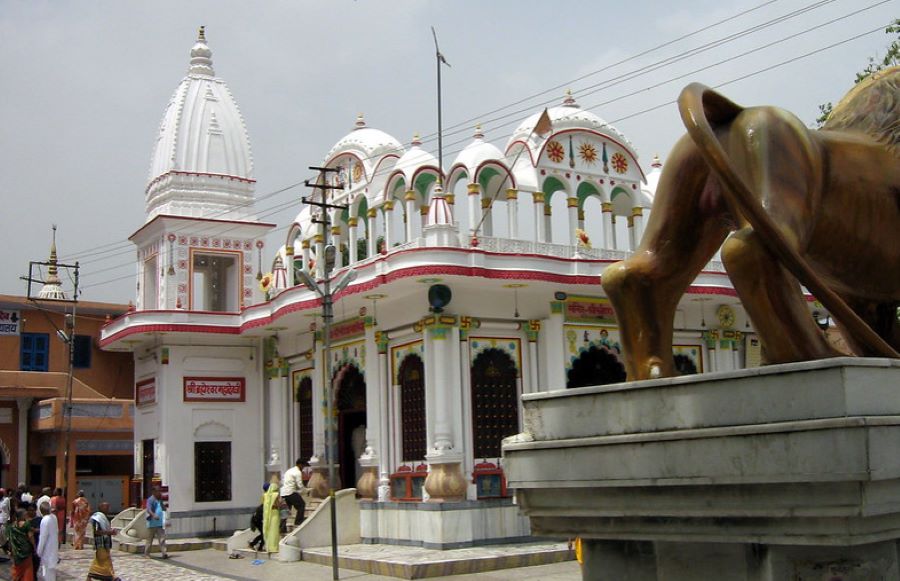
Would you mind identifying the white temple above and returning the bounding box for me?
[102,29,768,547]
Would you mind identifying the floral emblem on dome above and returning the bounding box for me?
[352,162,364,182]
[578,142,598,165]
[546,140,565,163]
[610,152,628,174]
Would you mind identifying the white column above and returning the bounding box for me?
[367,209,377,256]
[383,202,394,250]
[506,189,519,238]
[377,333,391,500]
[526,321,541,394]
[362,323,381,473]
[348,217,358,263]
[424,324,461,452]
[602,202,614,249]
[544,203,553,243]
[627,215,635,252]
[331,225,343,269]
[543,306,567,389]
[458,324,476,500]
[315,233,325,279]
[533,192,546,243]
[632,207,644,248]
[404,190,416,242]
[467,183,482,238]
[284,246,295,288]
[301,240,311,274]
[567,196,579,246]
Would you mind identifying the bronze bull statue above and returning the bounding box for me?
[603,67,899,381]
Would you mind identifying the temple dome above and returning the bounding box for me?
[324,114,404,180]
[393,133,439,181]
[452,125,505,174]
[505,91,634,161]
[145,27,255,222]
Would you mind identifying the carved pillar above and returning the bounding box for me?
[404,190,416,242]
[307,326,328,498]
[567,197,579,246]
[533,192,546,243]
[506,189,519,238]
[467,183,481,238]
[423,317,466,501]
[348,217,358,263]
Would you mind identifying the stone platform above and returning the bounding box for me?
[301,541,572,579]
[503,357,900,580]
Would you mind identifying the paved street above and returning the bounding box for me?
[0,546,582,580]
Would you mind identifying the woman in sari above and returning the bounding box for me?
[50,488,66,546]
[262,478,281,555]
[7,507,35,581]
[70,491,90,550]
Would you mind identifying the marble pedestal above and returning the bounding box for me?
[502,358,900,580]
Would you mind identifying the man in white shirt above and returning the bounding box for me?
[36,487,51,513]
[37,502,59,581]
[280,458,306,527]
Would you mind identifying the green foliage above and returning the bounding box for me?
[816,19,899,128]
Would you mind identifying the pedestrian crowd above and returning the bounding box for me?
[0,484,67,581]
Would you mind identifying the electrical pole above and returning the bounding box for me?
[300,167,355,581]
[22,232,79,543]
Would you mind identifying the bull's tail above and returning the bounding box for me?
[677,83,898,358]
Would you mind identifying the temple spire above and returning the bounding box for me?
[38,225,67,300]
[189,25,214,76]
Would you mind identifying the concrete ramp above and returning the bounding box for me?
[279,488,360,562]
[113,507,149,543]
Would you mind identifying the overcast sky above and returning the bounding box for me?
[1,0,896,304]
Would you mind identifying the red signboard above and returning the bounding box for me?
[136,378,156,406]
[183,377,246,402]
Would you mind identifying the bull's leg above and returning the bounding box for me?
[722,228,839,362]
[719,107,839,363]
[603,134,730,380]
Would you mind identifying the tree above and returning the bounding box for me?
[816,19,899,127]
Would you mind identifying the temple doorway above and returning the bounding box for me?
[471,348,519,458]
[398,354,426,462]
[334,364,366,490]
[566,345,626,388]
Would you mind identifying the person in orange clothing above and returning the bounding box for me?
[50,488,66,546]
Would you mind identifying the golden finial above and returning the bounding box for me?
[198,26,206,42]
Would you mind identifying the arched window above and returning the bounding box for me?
[471,348,519,458]
[566,345,626,389]
[398,354,426,462]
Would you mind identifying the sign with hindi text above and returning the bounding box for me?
[183,377,246,402]
[563,296,616,325]
[0,310,21,335]
[136,378,157,406]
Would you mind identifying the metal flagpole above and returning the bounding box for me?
[432,27,450,185]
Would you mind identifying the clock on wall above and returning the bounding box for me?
[716,304,736,329]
